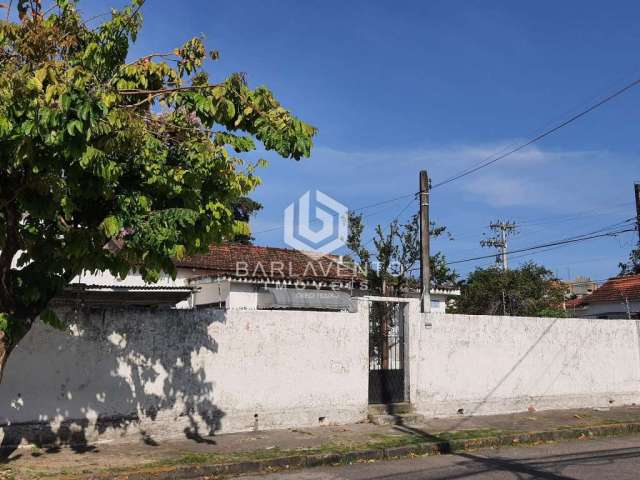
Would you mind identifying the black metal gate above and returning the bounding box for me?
[368,301,405,404]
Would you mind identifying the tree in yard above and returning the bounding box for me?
[347,212,458,296]
[453,262,566,317]
[230,197,263,245]
[618,242,640,276]
[0,0,316,375]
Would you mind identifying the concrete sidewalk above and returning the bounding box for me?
[2,405,640,479]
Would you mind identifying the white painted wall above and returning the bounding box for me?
[577,301,640,319]
[227,282,260,310]
[0,301,369,446]
[186,280,276,310]
[411,311,640,417]
[191,280,230,307]
[3,300,640,448]
[429,294,448,314]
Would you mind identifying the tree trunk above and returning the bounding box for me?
[0,331,12,383]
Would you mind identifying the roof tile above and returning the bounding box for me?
[175,243,362,284]
[581,274,640,304]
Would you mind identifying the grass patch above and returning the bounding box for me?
[10,429,528,479]
[0,468,16,480]
[21,432,431,479]
[163,432,430,467]
[435,429,512,441]
[16,422,640,480]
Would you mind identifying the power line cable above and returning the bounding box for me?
[446,227,635,266]
[353,193,416,213]
[252,191,417,235]
[255,72,640,238]
[408,220,636,272]
[362,195,417,248]
[255,71,640,238]
[452,215,636,255]
[430,77,640,190]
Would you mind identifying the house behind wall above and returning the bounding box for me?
[2,299,640,448]
[566,274,640,319]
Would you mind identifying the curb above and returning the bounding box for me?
[108,422,640,479]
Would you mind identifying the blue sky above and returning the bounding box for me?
[80,0,640,281]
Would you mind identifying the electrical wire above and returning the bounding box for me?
[430,77,640,190]
[252,191,417,235]
[515,202,635,228]
[255,71,640,240]
[445,227,635,266]
[406,220,636,272]
[362,195,417,248]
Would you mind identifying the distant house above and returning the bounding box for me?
[428,286,461,313]
[563,276,598,298]
[566,275,640,319]
[176,244,459,311]
[69,244,363,312]
[67,243,458,312]
[176,244,362,311]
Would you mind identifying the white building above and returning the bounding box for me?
[566,274,640,319]
[69,244,459,312]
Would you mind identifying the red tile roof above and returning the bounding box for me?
[175,243,363,284]
[581,275,640,304]
[564,297,585,309]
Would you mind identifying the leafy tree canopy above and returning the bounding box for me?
[619,242,640,276]
[453,262,566,317]
[231,196,263,245]
[0,0,316,371]
[347,212,458,296]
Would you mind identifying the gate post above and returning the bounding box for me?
[403,298,421,407]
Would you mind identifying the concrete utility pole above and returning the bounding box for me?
[419,170,430,313]
[480,220,518,271]
[500,225,508,270]
[635,182,640,244]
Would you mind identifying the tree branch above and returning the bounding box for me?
[119,83,227,109]
[4,0,13,21]
[0,202,21,311]
[0,183,28,211]
[118,83,225,96]
[126,52,178,66]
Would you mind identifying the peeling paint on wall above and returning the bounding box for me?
[0,302,370,447]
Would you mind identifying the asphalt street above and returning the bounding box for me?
[240,436,640,480]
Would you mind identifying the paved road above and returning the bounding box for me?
[240,436,640,479]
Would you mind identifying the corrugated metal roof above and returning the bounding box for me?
[56,284,194,307]
[70,284,194,292]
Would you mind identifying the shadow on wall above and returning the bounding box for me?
[0,306,225,461]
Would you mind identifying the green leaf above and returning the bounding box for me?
[34,67,47,85]
[232,220,251,238]
[40,309,65,330]
[80,145,103,168]
[0,1,316,357]
[100,216,120,238]
[174,244,186,260]
[44,86,56,104]
[224,100,235,119]
[66,119,82,136]
[0,313,8,334]
[27,77,43,92]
